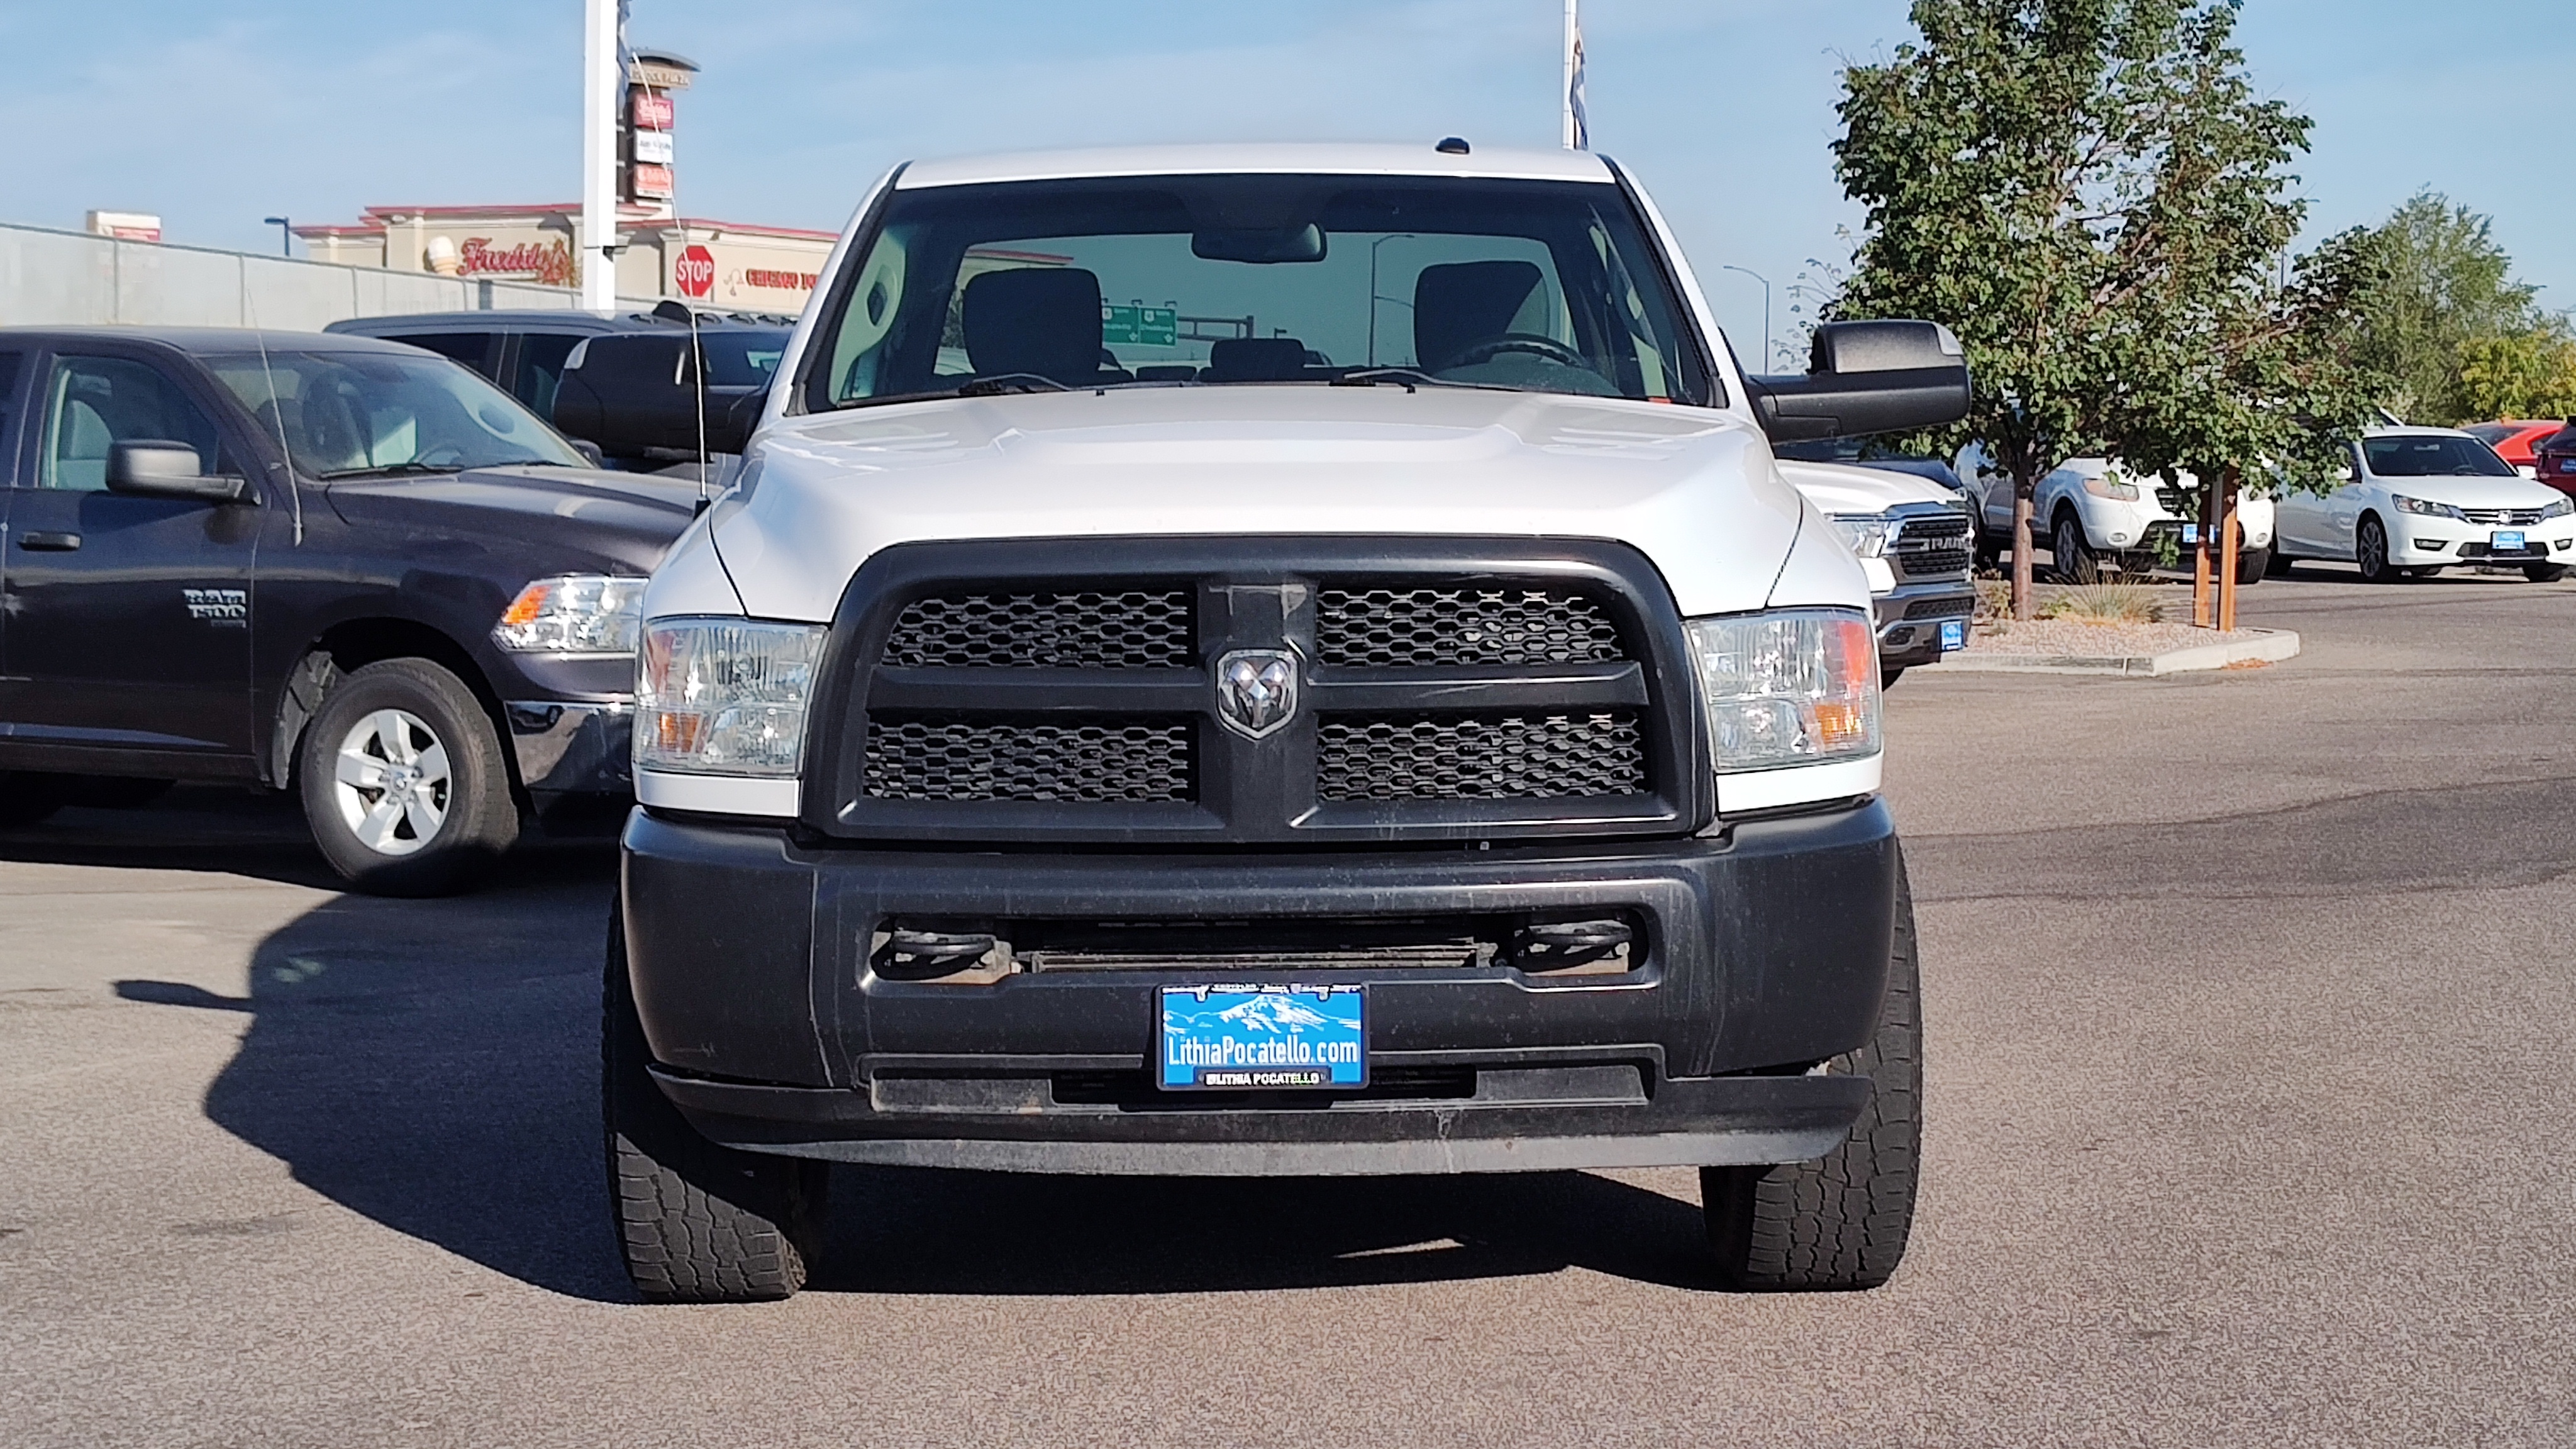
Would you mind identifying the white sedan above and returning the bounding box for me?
[2272,427,2576,583]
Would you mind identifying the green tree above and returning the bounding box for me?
[1833,0,2337,616]
[2341,192,2549,424]
[2452,329,2576,423]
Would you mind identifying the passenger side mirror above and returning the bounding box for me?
[552,335,762,459]
[1746,321,1972,443]
[105,441,252,503]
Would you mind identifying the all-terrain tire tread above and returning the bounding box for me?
[1704,855,1921,1291]
[602,914,821,1302]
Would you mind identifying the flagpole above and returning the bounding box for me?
[1562,0,1580,149]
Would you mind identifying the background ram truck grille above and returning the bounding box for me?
[885,589,1194,668]
[1894,547,1972,579]
[1316,586,1626,666]
[1316,712,1647,801]
[862,716,1194,802]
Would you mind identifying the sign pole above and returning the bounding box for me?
[580,0,621,309]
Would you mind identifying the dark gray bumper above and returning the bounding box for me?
[504,699,631,794]
[1874,586,1975,669]
[618,799,1901,1175]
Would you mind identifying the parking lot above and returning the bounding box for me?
[4,565,2571,1446]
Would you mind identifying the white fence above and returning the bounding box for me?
[0,222,658,330]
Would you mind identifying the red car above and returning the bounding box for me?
[2462,419,2564,477]
[2529,421,2576,498]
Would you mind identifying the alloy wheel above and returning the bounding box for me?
[2357,517,2390,582]
[330,708,452,856]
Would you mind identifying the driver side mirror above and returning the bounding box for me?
[1747,321,1971,443]
[105,441,252,503]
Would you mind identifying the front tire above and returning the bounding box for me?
[1704,855,1921,1291]
[605,911,826,1302]
[2265,548,2295,578]
[2527,562,2570,583]
[2235,545,2271,586]
[2356,515,2400,584]
[2052,513,2099,584]
[297,658,518,896]
[0,773,70,829]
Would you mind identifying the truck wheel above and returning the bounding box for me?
[605,911,826,1302]
[0,772,71,828]
[1704,855,1921,1291]
[2235,545,2270,586]
[2527,562,2570,583]
[2051,513,2098,584]
[297,658,519,896]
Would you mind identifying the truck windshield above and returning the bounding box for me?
[803,174,1713,410]
[206,350,587,478]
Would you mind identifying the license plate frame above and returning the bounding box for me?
[1939,619,1967,652]
[2494,530,2526,551]
[1157,983,1368,1091]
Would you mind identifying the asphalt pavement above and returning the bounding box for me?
[3,561,2572,1446]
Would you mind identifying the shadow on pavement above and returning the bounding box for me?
[101,802,1723,1302]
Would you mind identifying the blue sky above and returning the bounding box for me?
[3,1,2567,361]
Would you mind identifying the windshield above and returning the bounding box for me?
[801,174,1713,409]
[206,349,586,477]
[2362,435,2516,479]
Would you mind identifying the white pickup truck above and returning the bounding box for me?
[1958,449,2276,584]
[600,141,1970,1301]
[1778,460,1977,682]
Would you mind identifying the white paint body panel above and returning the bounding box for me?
[895,142,1616,190]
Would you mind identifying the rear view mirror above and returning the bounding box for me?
[1748,320,1970,443]
[1191,224,1327,264]
[105,440,251,503]
[552,335,761,458]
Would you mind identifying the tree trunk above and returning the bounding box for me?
[2010,478,2037,621]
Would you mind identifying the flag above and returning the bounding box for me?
[1564,1,1590,150]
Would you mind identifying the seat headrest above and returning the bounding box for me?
[1413,260,1544,371]
[962,267,1105,385]
[1204,337,1311,383]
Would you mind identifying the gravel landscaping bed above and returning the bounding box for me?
[1962,618,2267,656]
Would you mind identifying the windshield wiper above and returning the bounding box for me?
[314,462,470,480]
[955,373,1072,396]
[1332,367,1518,394]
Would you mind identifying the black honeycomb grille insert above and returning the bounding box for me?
[1894,547,1972,579]
[885,589,1192,669]
[1316,713,1646,801]
[1316,586,1624,667]
[863,716,1193,802]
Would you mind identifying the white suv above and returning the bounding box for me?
[1958,448,2277,584]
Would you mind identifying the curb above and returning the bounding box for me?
[1916,628,2300,677]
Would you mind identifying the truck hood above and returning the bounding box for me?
[708,388,1827,621]
[325,464,700,574]
[1777,459,1965,515]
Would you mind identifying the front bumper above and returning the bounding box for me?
[504,699,631,794]
[619,799,1901,1175]
[1872,585,1974,669]
[2389,531,2576,567]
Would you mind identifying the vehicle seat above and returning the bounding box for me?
[1202,337,1311,382]
[1414,260,1543,371]
[962,267,1122,387]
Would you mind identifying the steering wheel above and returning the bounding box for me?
[416,445,467,467]
[1436,333,1592,371]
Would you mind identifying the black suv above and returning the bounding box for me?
[327,305,791,470]
[0,327,696,893]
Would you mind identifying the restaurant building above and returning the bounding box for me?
[293,206,835,312]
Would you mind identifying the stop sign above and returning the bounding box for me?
[674,244,716,299]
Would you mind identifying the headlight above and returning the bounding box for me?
[2083,474,2140,501]
[1685,609,1881,773]
[636,618,826,777]
[2540,494,2573,520]
[2392,494,2466,521]
[492,575,646,654]
[1828,514,1894,558]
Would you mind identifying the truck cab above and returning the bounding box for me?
[602,143,1968,1301]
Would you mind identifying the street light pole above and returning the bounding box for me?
[1719,264,1770,371]
[580,0,622,310]
[262,216,292,257]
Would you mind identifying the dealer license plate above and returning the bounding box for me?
[2494,530,2526,551]
[1157,984,1367,1090]
[1939,619,1967,652]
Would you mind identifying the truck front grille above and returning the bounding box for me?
[885,589,1194,668]
[818,538,1699,845]
[862,716,1194,801]
[1317,586,1624,666]
[1316,712,1646,801]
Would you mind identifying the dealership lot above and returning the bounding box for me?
[3,570,2570,1446]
